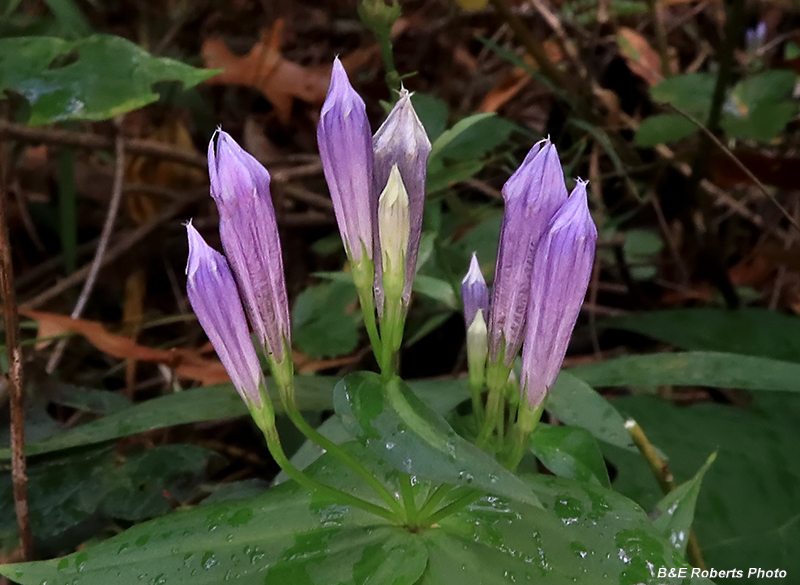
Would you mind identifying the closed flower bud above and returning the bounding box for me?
[186,223,266,407]
[521,180,597,408]
[373,89,431,306]
[461,253,489,327]
[378,165,410,283]
[488,140,568,365]
[466,309,489,391]
[208,129,291,362]
[317,57,376,263]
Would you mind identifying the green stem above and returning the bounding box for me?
[504,404,543,470]
[424,488,483,526]
[469,380,484,426]
[416,484,453,519]
[278,384,405,518]
[251,404,397,523]
[477,360,511,447]
[399,474,418,524]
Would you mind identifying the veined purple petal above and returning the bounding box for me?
[521,181,597,408]
[186,223,266,406]
[208,130,290,362]
[488,140,568,364]
[373,89,431,307]
[461,253,489,327]
[317,57,375,263]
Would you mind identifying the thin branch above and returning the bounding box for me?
[625,419,706,570]
[46,121,127,373]
[646,0,671,77]
[24,197,195,309]
[0,144,34,559]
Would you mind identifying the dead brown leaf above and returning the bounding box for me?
[478,43,562,113]
[20,308,230,386]
[617,27,665,86]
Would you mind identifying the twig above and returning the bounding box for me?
[46,122,127,373]
[24,197,195,309]
[0,146,34,559]
[670,104,800,233]
[0,119,206,169]
[625,419,706,570]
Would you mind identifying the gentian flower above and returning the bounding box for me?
[185,223,266,407]
[317,57,375,264]
[461,253,489,328]
[373,89,431,308]
[520,180,597,408]
[487,140,568,365]
[377,165,410,279]
[208,130,290,363]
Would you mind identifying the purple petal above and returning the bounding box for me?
[208,130,291,361]
[521,181,597,407]
[317,57,375,263]
[488,140,569,364]
[186,223,266,406]
[373,89,431,308]
[461,253,489,327]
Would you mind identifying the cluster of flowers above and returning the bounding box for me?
[186,56,597,433]
[461,141,597,419]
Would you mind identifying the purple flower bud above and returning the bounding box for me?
[317,57,375,263]
[488,140,568,365]
[373,89,431,307]
[208,129,290,362]
[521,181,597,408]
[461,253,489,327]
[186,223,266,406]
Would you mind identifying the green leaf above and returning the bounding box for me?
[605,393,800,578]
[0,455,429,585]
[571,351,800,392]
[729,70,796,111]
[419,474,711,585]
[0,35,214,125]
[605,308,800,361]
[652,452,715,554]
[429,113,496,160]
[334,372,542,507]
[412,274,459,309]
[622,228,664,280]
[411,92,449,142]
[0,378,337,461]
[292,281,360,358]
[722,101,797,142]
[546,372,638,452]
[530,424,611,488]
[0,449,707,585]
[635,113,698,146]
[650,73,715,117]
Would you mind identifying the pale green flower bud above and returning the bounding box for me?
[467,309,488,391]
[378,164,410,287]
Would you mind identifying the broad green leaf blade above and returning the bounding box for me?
[635,113,697,146]
[0,452,428,585]
[0,35,214,125]
[292,281,360,358]
[546,372,638,453]
[334,372,542,507]
[419,474,712,585]
[429,113,496,160]
[652,453,716,554]
[605,394,800,579]
[650,72,715,116]
[570,351,800,392]
[0,377,337,461]
[530,424,611,488]
[606,308,800,361]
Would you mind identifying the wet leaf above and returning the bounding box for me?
[571,351,800,393]
[546,372,638,453]
[0,35,212,125]
[652,453,715,554]
[334,372,542,507]
[1,449,709,585]
[530,424,611,488]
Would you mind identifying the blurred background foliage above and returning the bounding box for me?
[0,0,799,582]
